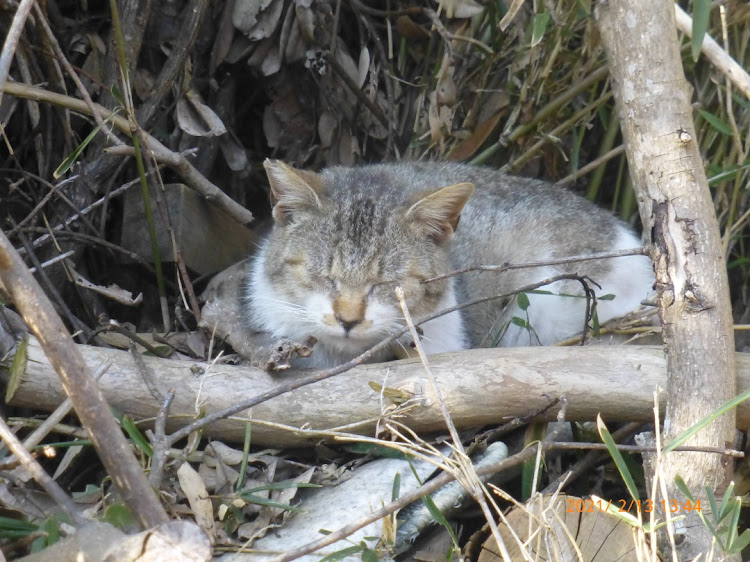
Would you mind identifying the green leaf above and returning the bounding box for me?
[511,316,527,328]
[241,481,320,494]
[53,108,121,179]
[674,475,695,502]
[716,481,735,523]
[345,442,411,459]
[597,415,639,501]
[239,493,302,512]
[598,294,616,301]
[120,416,153,457]
[697,109,734,136]
[319,544,365,561]
[664,387,750,453]
[592,311,600,337]
[728,529,750,554]
[691,0,710,62]
[102,504,136,528]
[392,472,401,502]
[517,292,530,311]
[531,10,550,47]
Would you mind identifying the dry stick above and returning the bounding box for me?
[423,8,494,55]
[139,144,202,322]
[11,220,92,342]
[272,402,570,562]
[21,170,160,254]
[555,144,627,186]
[674,4,750,100]
[396,287,512,562]
[349,0,397,157]
[166,273,586,446]
[31,3,122,146]
[0,229,169,529]
[0,0,34,108]
[129,342,165,402]
[329,55,390,130]
[20,226,153,269]
[543,422,643,495]
[0,415,87,527]
[28,250,75,273]
[19,360,111,453]
[4,170,99,238]
[2,81,254,227]
[148,390,176,489]
[423,246,648,283]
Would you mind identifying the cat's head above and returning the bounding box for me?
[255,160,474,356]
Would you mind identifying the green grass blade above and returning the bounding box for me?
[597,415,639,501]
[663,388,750,453]
[53,108,121,179]
[691,0,710,62]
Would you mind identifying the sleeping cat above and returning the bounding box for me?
[245,160,654,368]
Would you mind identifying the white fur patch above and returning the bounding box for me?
[500,226,653,346]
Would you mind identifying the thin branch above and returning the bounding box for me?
[0,228,169,529]
[0,415,87,527]
[555,145,627,186]
[423,246,649,284]
[0,0,35,108]
[148,390,176,488]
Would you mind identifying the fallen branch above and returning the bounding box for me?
[5,336,750,448]
[0,230,169,530]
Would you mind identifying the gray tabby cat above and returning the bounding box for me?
[246,160,653,368]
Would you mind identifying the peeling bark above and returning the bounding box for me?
[597,0,737,559]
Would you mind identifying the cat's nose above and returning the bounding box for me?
[337,316,362,333]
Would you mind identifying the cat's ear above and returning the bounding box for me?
[406,182,474,243]
[263,159,325,224]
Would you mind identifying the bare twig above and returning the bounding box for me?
[0,415,87,527]
[423,246,649,283]
[137,0,209,126]
[129,342,165,402]
[0,227,169,529]
[19,360,111,453]
[555,145,626,186]
[0,0,35,108]
[396,286,511,561]
[148,390,176,488]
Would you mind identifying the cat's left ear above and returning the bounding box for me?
[406,182,474,243]
[263,159,325,224]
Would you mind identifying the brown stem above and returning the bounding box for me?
[0,228,169,529]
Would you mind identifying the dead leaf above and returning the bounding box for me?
[70,269,142,306]
[447,110,503,161]
[176,91,227,137]
[177,462,216,543]
[232,0,268,31]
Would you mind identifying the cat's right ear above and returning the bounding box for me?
[263,159,325,224]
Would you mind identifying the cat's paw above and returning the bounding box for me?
[260,336,317,372]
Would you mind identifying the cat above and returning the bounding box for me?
[245,160,654,368]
